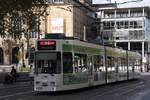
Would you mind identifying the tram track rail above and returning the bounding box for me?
[85,78,150,100]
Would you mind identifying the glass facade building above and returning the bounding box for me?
[95,6,150,72]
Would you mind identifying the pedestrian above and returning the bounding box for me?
[10,66,17,82]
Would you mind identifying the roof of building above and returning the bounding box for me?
[92,3,117,8]
[94,4,150,12]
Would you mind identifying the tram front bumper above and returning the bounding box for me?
[34,85,57,92]
[34,81,58,92]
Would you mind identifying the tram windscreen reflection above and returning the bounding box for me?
[35,52,61,74]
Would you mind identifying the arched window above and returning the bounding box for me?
[0,48,4,64]
[12,47,20,64]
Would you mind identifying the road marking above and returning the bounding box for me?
[0,91,34,99]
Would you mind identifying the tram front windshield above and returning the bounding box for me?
[35,52,61,74]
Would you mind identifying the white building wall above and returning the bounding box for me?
[145,18,150,40]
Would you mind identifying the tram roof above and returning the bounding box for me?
[37,38,141,58]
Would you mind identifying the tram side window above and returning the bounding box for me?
[63,52,73,73]
[121,58,127,71]
[74,54,87,73]
[139,59,142,70]
[114,57,119,72]
[94,55,103,72]
[129,59,134,72]
[135,59,141,71]
[107,56,115,71]
[107,56,111,65]
[132,59,135,71]
[118,58,122,71]
[111,57,115,71]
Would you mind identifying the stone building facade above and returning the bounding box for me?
[0,0,95,71]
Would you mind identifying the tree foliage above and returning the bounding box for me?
[0,0,47,38]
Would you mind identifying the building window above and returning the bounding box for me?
[74,54,87,73]
[30,32,38,38]
[129,30,144,40]
[12,47,20,64]
[129,21,134,28]
[130,12,143,17]
[53,0,64,3]
[103,21,114,30]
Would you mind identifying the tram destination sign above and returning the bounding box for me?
[37,40,56,50]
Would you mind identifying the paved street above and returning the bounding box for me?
[1,73,150,100]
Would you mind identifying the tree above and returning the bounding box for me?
[0,0,47,38]
[0,0,48,65]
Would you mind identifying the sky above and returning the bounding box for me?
[93,0,150,8]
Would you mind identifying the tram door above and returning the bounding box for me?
[87,55,94,85]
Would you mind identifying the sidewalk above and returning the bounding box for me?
[0,81,33,89]
[0,81,31,86]
[0,72,30,83]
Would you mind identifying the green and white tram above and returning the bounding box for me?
[34,39,141,92]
